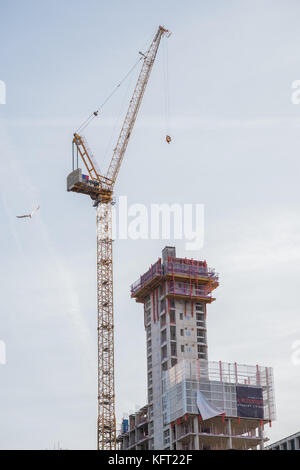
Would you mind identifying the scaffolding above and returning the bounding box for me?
[131,256,219,302]
[162,359,276,425]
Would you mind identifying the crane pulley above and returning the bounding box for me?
[67,25,171,450]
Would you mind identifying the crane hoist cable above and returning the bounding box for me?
[76,55,143,134]
[163,38,172,143]
[101,61,139,169]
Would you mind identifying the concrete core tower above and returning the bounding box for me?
[118,247,275,450]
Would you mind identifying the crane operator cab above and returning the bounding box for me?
[166,135,171,144]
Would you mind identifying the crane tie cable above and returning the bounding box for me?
[76,55,144,134]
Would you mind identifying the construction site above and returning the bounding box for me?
[117,246,276,450]
[66,26,276,451]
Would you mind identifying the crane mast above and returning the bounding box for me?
[67,25,170,450]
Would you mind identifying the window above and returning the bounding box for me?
[170,325,176,341]
[160,313,166,328]
[180,313,183,320]
[290,439,295,450]
[181,345,184,352]
[145,309,151,325]
[171,358,177,367]
[161,329,167,344]
[180,329,184,336]
[163,429,170,444]
[170,310,175,324]
[161,345,167,361]
[171,342,177,356]
[196,312,205,322]
[197,328,205,336]
[198,344,207,359]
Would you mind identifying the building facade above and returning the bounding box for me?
[118,247,276,450]
[267,431,300,450]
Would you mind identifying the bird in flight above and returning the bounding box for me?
[16,205,40,219]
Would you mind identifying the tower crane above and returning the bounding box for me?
[67,25,170,450]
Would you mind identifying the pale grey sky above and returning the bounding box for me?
[0,0,300,449]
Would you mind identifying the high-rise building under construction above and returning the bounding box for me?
[118,247,276,450]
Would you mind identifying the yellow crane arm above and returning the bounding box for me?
[72,133,102,183]
[105,25,170,189]
[70,26,170,198]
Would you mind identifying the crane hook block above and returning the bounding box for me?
[94,111,99,116]
[166,135,171,144]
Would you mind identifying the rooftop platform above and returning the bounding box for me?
[131,247,219,302]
